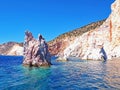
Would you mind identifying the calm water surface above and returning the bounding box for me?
[0,56,120,90]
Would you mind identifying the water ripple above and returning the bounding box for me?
[0,56,120,90]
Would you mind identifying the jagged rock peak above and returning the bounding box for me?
[23,31,51,67]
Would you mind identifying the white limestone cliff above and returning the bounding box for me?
[63,0,120,60]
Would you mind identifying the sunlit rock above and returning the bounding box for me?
[23,31,51,67]
[62,0,120,60]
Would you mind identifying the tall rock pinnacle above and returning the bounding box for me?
[23,31,51,67]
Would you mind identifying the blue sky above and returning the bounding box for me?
[0,0,114,44]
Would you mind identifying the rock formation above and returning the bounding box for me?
[23,31,51,67]
[62,0,120,60]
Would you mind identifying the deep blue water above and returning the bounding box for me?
[0,56,120,90]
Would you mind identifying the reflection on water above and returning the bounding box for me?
[0,56,120,90]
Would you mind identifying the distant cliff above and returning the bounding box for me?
[48,20,105,55]
[0,42,23,56]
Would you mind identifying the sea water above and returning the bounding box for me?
[0,56,120,90]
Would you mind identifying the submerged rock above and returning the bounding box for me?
[23,31,51,67]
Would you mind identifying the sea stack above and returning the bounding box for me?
[23,31,51,67]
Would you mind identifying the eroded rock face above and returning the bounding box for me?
[62,0,120,60]
[23,31,51,67]
[48,37,75,56]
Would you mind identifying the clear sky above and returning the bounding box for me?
[0,0,114,44]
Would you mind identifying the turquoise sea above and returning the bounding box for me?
[0,56,120,90]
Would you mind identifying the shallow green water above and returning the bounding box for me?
[0,56,120,90]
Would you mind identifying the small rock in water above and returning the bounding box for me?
[56,57,68,62]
